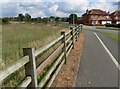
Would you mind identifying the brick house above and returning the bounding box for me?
[82,9,112,25]
[111,10,120,24]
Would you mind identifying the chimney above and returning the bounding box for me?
[86,9,89,14]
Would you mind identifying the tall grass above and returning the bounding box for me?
[0,25,2,70]
[2,23,68,69]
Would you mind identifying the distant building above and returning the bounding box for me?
[111,10,120,24]
[82,9,112,25]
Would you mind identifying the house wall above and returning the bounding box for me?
[116,21,120,24]
[111,14,120,24]
[90,15,98,19]
[102,21,112,24]
[82,9,114,25]
[82,15,89,23]
[92,20,99,24]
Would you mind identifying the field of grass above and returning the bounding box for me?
[0,25,2,70]
[2,23,68,70]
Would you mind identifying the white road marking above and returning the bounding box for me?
[94,32,120,70]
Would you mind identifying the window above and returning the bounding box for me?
[92,15,96,18]
[116,16,118,19]
[102,16,104,19]
[92,20,97,24]
[106,16,109,19]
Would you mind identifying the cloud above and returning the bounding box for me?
[113,0,120,2]
[2,2,20,17]
[48,4,68,17]
[89,2,118,12]
[1,0,118,18]
[49,5,58,13]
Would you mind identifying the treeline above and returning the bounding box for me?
[1,13,69,25]
[1,13,82,25]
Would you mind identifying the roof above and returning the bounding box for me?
[90,16,112,21]
[82,9,109,16]
[111,10,120,16]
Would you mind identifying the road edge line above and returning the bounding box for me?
[94,32,120,70]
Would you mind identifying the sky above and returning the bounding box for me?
[1,0,120,18]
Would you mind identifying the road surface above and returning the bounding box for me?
[76,28,119,88]
[95,28,119,35]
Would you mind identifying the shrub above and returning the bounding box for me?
[2,18,9,24]
[117,24,120,28]
[105,23,120,28]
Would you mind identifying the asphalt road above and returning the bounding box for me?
[95,28,119,35]
[83,25,119,35]
[75,29,119,88]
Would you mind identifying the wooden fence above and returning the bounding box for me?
[0,24,82,88]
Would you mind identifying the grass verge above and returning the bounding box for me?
[94,30,120,42]
[101,32,120,42]
[95,26,120,30]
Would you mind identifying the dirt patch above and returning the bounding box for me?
[51,32,85,87]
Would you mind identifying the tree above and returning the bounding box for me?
[55,17,60,26]
[18,13,25,21]
[61,17,68,22]
[50,16,55,20]
[25,13,31,22]
[68,14,78,24]
[42,18,49,24]
[37,17,42,23]
[2,18,9,24]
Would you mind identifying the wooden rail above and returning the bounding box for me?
[0,24,83,88]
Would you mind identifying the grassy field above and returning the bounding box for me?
[0,25,2,60]
[2,23,68,70]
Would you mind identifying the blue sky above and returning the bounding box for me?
[1,0,120,18]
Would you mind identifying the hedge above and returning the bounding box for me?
[2,18,10,24]
[105,23,120,28]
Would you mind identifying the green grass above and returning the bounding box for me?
[0,25,2,69]
[95,26,120,30]
[101,32,120,42]
[1,23,68,87]
[94,30,120,42]
[2,23,68,70]
[106,27,120,30]
[1,23,69,87]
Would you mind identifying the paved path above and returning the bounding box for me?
[76,30,119,88]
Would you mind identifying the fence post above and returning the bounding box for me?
[78,25,81,37]
[78,27,79,37]
[70,27,75,49]
[61,31,67,64]
[0,82,2,89]
[75,28,77,42]
[23,48,38,88]
[81,24,83,32]
[76,28,78,41]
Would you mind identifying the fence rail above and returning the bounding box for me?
[0,24,83,88]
